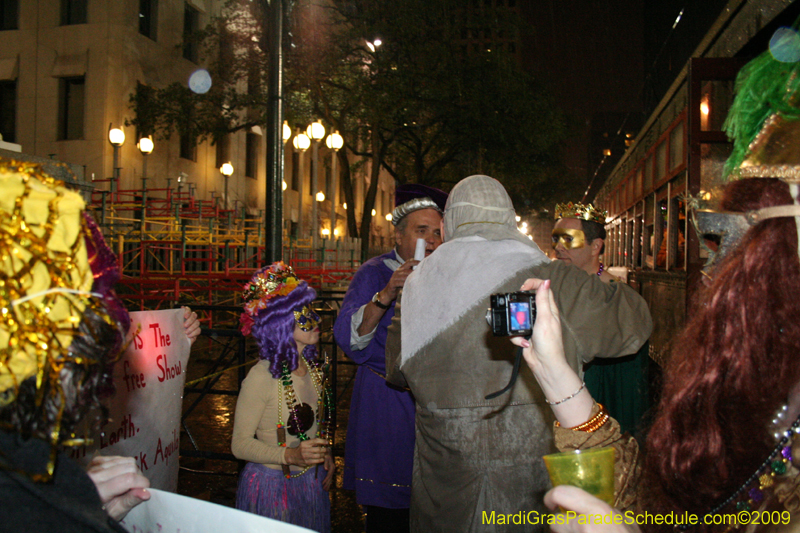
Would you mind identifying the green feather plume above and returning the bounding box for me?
[723,31,800,178]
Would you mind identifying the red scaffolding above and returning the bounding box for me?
[87,181,362,317]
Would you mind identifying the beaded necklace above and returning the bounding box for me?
[596,262,605,276]
[276,352,334,479]
[679,405,800,530]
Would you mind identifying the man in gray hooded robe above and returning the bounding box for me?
[385,175,652,532]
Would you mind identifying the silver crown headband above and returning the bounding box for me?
[391,197,443,226]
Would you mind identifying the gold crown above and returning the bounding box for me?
[554,202,607,224]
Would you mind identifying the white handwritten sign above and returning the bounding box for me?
[121,488,312,533]
[68,308,190,492]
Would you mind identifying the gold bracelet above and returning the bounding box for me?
[555,403,610,433]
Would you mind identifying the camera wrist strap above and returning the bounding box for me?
[484,339,528,400]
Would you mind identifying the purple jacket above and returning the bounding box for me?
[333,250,414,508]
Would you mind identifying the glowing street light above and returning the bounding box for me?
[307,121,326,250]
[326,130,344,151]
[307,120,326,142]
[283,120,292,143]
[325,130,344,240]
[292,132,310,151]
[108,125,125,194]
[108,127,125,146]
[137,135,154,181]
[220,162,234,210]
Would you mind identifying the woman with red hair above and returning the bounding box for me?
[513,176,800,532]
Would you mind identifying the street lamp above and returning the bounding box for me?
[292,130,311,151]
[137,135,154,180]
[325,130,343,238]
[292,129,310,237]
[283,120,292,143]
[306,120,326,249]
[220,162,234,210]
[108,125,125,195]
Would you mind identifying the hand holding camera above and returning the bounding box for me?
[487,291,537,337]
[505,279,571,383]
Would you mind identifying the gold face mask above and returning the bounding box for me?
[551,228,586,250]
[294,305,321,332]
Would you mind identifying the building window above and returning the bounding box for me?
[291,152,299,191]
[215,134,230,169]
[58,77,85,140]
[183,4,199,63]
[61,0,87,25]
[308,158,315,195]
[0,0,18,30]
[245,132,258,179]
[139,0,157,40]
[0,80,16,143]
[179,133,196,161]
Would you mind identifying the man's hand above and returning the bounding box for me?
[380,259,420,304]
[86,455,150,521]
[357,259,420,337]
[544,485,638,533]
[182,306,201,345]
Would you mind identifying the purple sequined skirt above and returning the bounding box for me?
[235,462,331,533]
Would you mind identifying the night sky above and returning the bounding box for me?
[518,0,730,200]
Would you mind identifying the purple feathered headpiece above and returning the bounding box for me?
[241,262,318,378]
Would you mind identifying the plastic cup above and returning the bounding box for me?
[542,447,616,505]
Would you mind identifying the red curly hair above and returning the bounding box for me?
[642,178,800,528]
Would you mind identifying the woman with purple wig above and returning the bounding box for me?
[232,262,333,532]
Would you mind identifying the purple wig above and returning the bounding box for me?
[83,212,130,332]
[247,265,318,379]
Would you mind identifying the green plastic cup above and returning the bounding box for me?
[543,447,616,505]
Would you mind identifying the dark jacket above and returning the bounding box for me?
[0,430,127,533]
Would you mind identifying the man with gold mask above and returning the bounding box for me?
[552,203,617,283]
[552,203,651,435]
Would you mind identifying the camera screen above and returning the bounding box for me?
[509,301,531,331]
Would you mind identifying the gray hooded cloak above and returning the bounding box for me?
[385,175,652,532]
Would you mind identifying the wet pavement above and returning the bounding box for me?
[178,323,365,532]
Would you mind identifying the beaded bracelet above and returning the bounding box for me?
[545,382,586,405]
[555,403,610,433]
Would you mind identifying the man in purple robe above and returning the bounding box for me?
[333,184,448,533]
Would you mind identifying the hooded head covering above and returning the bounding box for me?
[443,175,537,248]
